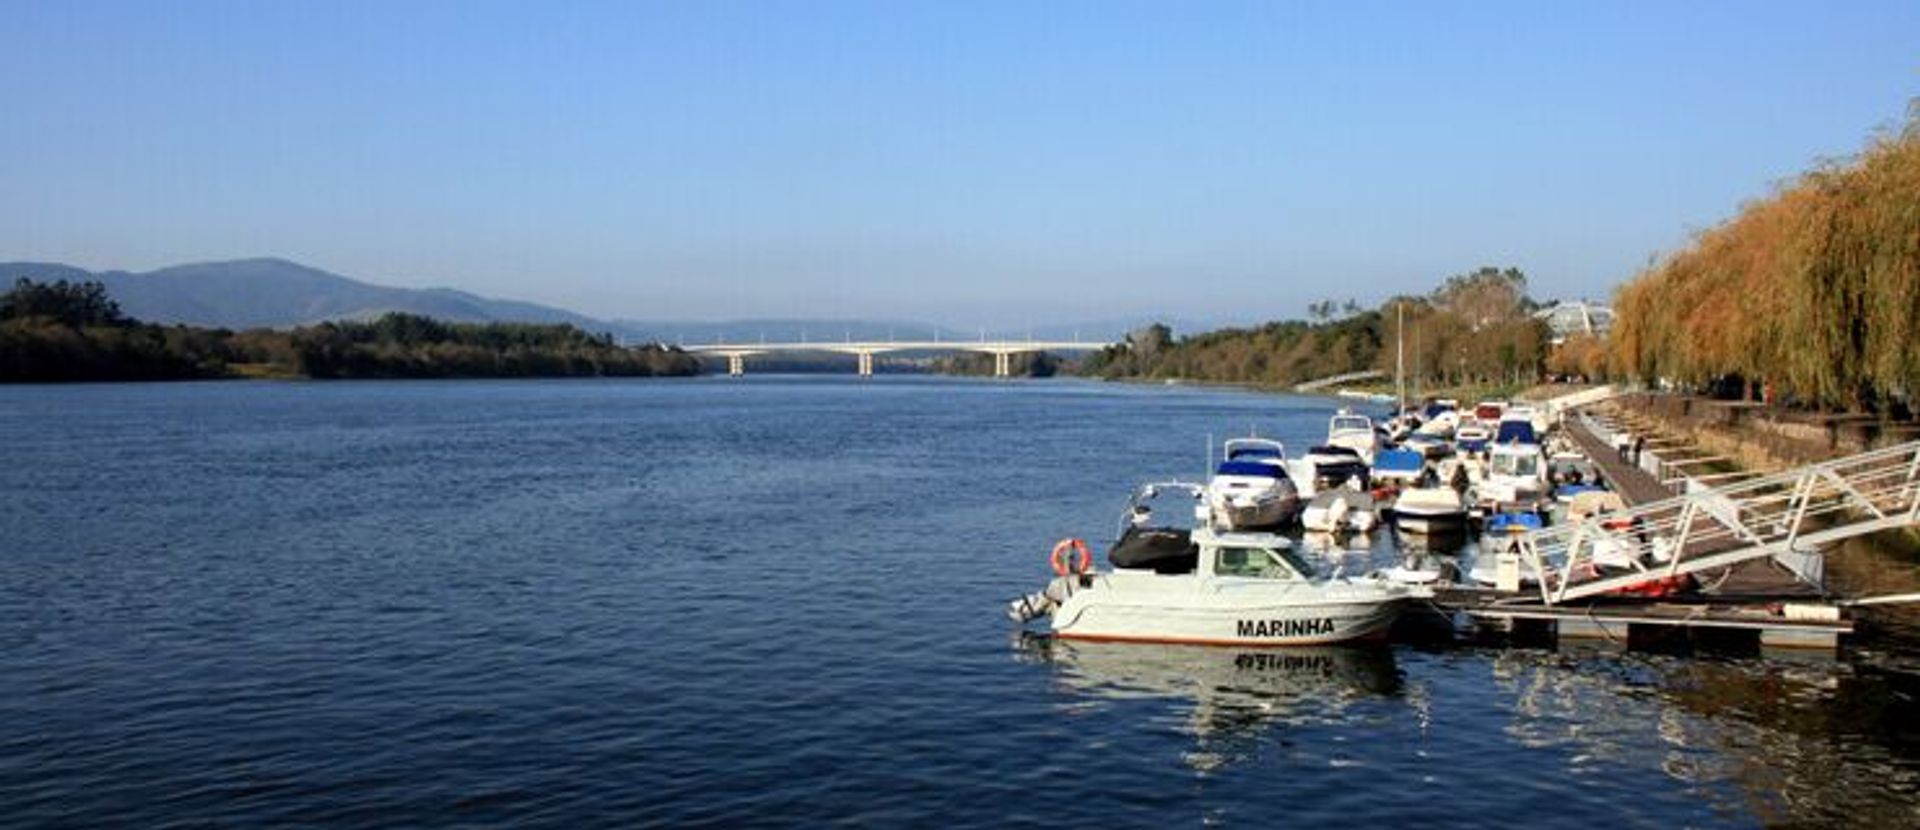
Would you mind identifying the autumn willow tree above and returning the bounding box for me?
[1613,110,1920,412]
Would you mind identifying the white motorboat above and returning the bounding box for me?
[1300,486,1379,534]
[1303,444,1370,492]
[1204,438,1302,530]
[1370,447,1426,487]
[1478,441,1550,513]
[1390,485,1469,534]
[1008,525,1422,646]
[1326,409,1380,465]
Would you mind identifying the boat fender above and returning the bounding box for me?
[1049,538,1093,577]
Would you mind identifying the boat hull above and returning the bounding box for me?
[1208,492,1302,530]
[1053,595,1407,647]
[1393,508,1469,534]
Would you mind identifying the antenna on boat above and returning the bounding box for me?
[1205,432,1213,480]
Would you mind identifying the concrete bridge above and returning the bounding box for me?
[684,339,1114,377]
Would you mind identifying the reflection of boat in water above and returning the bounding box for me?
[1016,635,1402,769]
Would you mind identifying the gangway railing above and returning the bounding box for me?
[1513,439,1920,604]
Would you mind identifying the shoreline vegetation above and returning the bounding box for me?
[0,278,699,383]
[1605,110,1920,416]
[1076,267,1552,399]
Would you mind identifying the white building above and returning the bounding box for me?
[1535,300,1614,344]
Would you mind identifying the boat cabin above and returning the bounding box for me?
[1199,529,1320,582]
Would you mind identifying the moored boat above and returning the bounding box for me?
[1477,441,1550,513]
[1204,438,1303,530]
[1300,486,1379,534]
[1326,409,1381,466]
[1303,444,1370,492]
[1008,525,1422,646]
[1370,447,1426,487]
[1391,485,1469,534]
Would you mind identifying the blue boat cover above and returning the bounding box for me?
[1495,420,1537,445]
[1555,483,1603,498]
[1216,460,1282,477]
[1487,512,1544,533]
[1374,448,1424,473]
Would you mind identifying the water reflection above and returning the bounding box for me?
[1491,649,1920,826]
[1016,633,1402,771]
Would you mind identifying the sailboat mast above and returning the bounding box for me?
[1395,301,1406,413]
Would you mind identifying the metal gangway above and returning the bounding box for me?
[1512,439,1920,604]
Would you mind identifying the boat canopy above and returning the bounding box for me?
[1374,448,1425,473]
[1494,419,1538,445]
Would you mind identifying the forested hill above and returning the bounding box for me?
[0,278,700,382]
[1079,268,1551,389]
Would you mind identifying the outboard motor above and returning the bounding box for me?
[1006,576,1077,624]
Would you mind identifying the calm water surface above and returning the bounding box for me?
[3,377,1918,827]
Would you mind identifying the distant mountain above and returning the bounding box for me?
[0,256,1226,347]
[0,258,609,332]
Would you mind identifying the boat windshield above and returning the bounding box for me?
[1213,546,1310,580]
[1493,453,1541,478]
[1331,416,1370,434]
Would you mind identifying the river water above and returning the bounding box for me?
[2,377,1917,827]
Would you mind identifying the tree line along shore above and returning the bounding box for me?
[1086,110,1920,418]
[0,278,699,382]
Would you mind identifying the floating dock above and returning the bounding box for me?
[1414,400,1916,654]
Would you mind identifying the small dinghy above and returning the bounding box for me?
[1391,485,1469,534]
[1300,486,1378,534]
[1008,525,1423,646]
[1110,482,1206,574]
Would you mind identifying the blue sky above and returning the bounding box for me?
[3,1,1917,328]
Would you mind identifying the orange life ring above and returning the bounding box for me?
[1050,538,1093,576]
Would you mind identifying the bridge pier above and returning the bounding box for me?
[994,352,1011,378]
[728,354,745,377]
[857,352,874,377]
